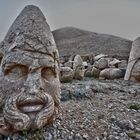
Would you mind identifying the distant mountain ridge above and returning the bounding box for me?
[52,27,132,60]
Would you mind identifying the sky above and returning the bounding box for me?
[0,0,140,41]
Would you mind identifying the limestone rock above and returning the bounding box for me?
[94,57,109,70]
[73,55,83,70]
[83,61,88,68]
[85,66,100,78]
[109,58,121,68]
[81,54,94,65]
[100,68,124,80]
[94,54,108,61]
[64,61,73,68]
[118,60,128,69]
[125,37,140,82]
[60,67,74,82]
[84,66,93,77]
[74,65,85,80]
[92,67,101,78]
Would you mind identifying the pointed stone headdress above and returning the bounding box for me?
[0,5,59,62]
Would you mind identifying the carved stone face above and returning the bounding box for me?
[0,5,60,132]
[0,45,60,131]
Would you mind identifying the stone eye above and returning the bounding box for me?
[41,67,55,82]
[5,65,28,81]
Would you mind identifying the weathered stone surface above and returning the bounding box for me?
[100,68,124,80]
[92,67,101,78]
[74,65,85,80]
[85,66,100,78]
[81,54,94,65]
[0,5,60,133]
[83,61,88,68]
[60,67,74,82]
[125,37,140,82]
[84,66,93,77]
[53,27,132,60]
[109,58,121,68]
[94,57,109,70]
[73,55,83,70]
[64,61,73,68]
[118,60,128,69]
[94,54,108,61]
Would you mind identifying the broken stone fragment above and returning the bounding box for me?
[73,55,83,70]
[109,58,121,68]
[74,65,85,80]
[64,61,73,68]
[118,60,128,69]
[94,57,109,70]
[94,54,108,61]
[125,37,140,82]
[99,68,124,80]
[60,67,74,82]
[84,66,100,78]
[81,54,94,65]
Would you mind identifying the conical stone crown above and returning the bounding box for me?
[1,5,59,60]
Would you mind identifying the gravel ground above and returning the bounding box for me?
[1,78,140,140]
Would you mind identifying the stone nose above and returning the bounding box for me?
[24,72,43,95]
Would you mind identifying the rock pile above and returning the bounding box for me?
[60,53,127,82]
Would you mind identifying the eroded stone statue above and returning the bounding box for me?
[124,37,140,82]
[0,5,60,134]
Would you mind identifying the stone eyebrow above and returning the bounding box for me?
[2,62,25,71]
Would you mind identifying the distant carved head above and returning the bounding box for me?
[0,5,60,132]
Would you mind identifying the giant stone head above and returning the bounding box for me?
[0,5,60,132]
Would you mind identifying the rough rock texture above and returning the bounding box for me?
[74,65,85,80]
[53,27,132,60]
[3,78,140,140]
[64,61,73,68]
[60,67,74,82]
[0,5,60,133]
[125,37,140,82]
[100,68,125,80]
[94,57,109,70]
[85,66,100,78]
[109,58,121,67]
[118,60,128,69]
[94,54,108,61]
[81,54,94,65]
[73,55,83,70]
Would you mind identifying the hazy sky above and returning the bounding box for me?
[0,0,140,41]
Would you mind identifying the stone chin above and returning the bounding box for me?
[3,92,55,131]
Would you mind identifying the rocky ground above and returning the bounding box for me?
[2,78,140,140]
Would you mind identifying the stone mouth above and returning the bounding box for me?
[18,104,44,113]
[17,99,45,113]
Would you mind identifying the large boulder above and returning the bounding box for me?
[85,66,100,78]
[60,67,74,82]
[53,27,132,60]
[125,37,140,82]
[94,57,109,70]
[73,55,83,70]
[109,58,121,68]
[100,68,124,80]
[74,65,85,80]
[81,54,94,65]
